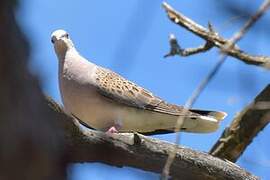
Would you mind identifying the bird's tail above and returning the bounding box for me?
[190,109,227,121]
[181,109,227,133]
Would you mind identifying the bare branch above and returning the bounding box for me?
[210,85,270,162]
[162,1,270,179]
[45,97,258,180]
[164,31,214,58]
[163,2,270,68]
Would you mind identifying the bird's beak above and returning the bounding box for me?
[51,36,57,44]
[52,35,68,44]
[51,36,63,44]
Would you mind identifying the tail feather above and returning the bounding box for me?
[190,109,227,121]
[180,109,227,133]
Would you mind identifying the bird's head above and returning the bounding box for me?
[51,29,75,56]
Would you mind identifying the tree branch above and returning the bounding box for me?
[0,1,66,179]
[210,85,270,162]
[163,2,270,68]
[162,1,270,178]
[46,97,258,180]
[164,30,214,58]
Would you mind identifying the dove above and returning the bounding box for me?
[51,29,227,134]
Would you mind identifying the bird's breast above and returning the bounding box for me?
[59,74,121,130]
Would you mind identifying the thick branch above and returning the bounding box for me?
[210,85,270,162]
[0,1,66,179]
[46,97,258,180]
[163,2,270,68]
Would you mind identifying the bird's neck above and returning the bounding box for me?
[56,45,77,61]
[57,47,75,74]
[58,47,96,77]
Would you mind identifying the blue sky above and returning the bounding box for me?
[17,0,270,179]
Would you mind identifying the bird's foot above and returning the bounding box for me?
[106,126,119,134]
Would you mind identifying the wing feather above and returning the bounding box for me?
[95,67,196,117]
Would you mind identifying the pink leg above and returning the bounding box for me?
[106,126,119,134]
[106,123,121,134]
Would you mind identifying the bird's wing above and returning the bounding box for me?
[95,67,195,117]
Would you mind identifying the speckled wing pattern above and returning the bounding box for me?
[95,67,196,117]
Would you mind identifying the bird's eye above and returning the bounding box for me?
[51,38,55,44]
[65,33,69,39]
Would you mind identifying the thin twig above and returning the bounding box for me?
[164,23,215,58]
[163,2,270,68]
[161,1,270,179]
